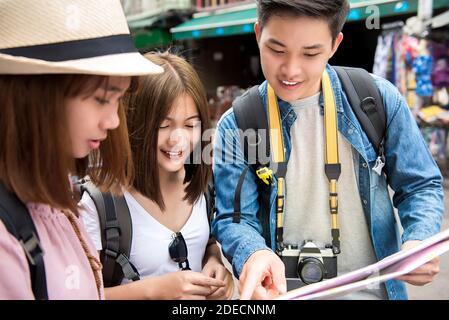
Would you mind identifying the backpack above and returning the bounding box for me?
[0,182,48,299]
[79,178,216,287]
[231,66,387,247]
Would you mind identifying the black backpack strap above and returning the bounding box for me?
[109,193,139,284]
[0,182,48,300]
[232,166,249,224]
[233,86,270,166]
[80,182,139,287]
[204,176,215,234]
[334,66,386,161]
[233,85,272,247]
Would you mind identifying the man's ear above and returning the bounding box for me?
[329,32,344,59]
[254,21,261,43]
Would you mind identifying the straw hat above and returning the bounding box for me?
[0,0,163,75]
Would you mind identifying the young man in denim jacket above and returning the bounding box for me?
[212,0,444,300]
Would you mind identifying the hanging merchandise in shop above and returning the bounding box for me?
[372,8,449,167]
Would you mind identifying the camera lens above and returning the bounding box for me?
[297,257,325,284]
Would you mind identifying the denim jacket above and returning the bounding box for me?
[212,65,444,300]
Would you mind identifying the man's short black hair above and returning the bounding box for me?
[256,0,350,41]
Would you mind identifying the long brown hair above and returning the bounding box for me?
[0,74,136,213]
[125,52,212,210]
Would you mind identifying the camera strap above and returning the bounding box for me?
[267,84,287,254]
[322,70,341,254]
[268,69,341,255]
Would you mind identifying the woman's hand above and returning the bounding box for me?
[150,270,226,300]
[202,257,234,300]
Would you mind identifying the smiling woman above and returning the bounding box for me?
[80,51,235,300]
[125,52,212,210]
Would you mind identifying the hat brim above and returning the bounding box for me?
[0,52,164,76]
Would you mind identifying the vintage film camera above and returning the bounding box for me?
[281,240,338,287]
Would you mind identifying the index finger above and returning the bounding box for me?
[191,274,226,288]
[240,269,264,300]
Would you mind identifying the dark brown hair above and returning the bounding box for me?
[256,0,350,41]
[125,52,212,210]
[0,74,136,213]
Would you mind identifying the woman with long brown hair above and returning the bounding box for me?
[81,52,234,300]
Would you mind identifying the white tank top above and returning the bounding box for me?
[80,190,210,284]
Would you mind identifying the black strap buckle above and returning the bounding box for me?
[105,220,121,239]
[276,242,285,255]
[104,248,119,259]
[232,211,241,223]
[324,164,341,180]
[20,232,44,266]
[116,253,140,281]
[361,97,376,114]
[331,229,341,254]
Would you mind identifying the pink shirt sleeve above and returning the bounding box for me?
[1,204,103,300]
[0,221,34,299]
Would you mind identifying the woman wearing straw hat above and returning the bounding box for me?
[0,0,163,299]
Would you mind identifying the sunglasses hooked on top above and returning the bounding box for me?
[169,232,191,271]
